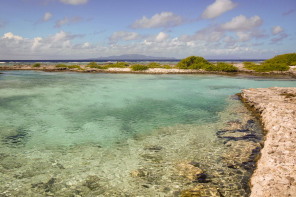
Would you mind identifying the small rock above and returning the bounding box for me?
[176,162,203,180]
[83,175,101,191]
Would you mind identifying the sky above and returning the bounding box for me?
[0,0,295,60]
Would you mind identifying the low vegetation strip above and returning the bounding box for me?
[244,53,296,72]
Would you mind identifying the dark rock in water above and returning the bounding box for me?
[216,129,261,143]
[189,161,200,168]
[193,173,211,183]
[83,175,101,190]
[32,177,57,193]
[142,184,149,188]
[145,145,163,152]
[2,128,30,147]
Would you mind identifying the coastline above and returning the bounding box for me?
[0,64,296,78]
[240,87,296,196]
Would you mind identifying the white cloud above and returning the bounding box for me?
[55,16,82,27]
[131,12,184,29]
[32,37,42,49]
[155,32,169,42]
[43,12,52,22]
[272,26,283,35]
[221,15,263,31]
[202,0,237,19]
[60,0,88,5]
[109,31,141,43]
[3,32,23,40]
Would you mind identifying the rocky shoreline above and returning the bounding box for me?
[240,87,296,197]
[0,64,296,78]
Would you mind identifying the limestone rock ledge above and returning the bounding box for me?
[240,87,296,197]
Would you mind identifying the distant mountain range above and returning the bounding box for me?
[92,54,178,61]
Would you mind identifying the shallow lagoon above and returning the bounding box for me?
[0,71,295,196]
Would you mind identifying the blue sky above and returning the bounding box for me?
[0,0,295,59]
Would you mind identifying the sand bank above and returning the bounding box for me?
[240,87,296,197]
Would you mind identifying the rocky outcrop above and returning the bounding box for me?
[240,87,296,197]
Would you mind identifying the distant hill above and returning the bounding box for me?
[93,54,177,61]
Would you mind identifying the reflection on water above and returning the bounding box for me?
[0,71,295,196]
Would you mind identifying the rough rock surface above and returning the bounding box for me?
[240,87,296,197]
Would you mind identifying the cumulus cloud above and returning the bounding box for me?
[109,31,141,43]
[155,32,169,42]
[43,12,52,22]
[55,16,82,27]
[0,31,92,59]
[59,0,88,5]
[3,32,23,40]
[221,15,263,31]
[202,0,237,19]
[272,26,283,35]
[131,12,184,29]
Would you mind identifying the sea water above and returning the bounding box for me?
[0,71,295,196]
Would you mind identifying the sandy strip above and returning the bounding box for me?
[240,87,296,197]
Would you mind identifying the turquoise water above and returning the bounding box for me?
[0,71,295,196]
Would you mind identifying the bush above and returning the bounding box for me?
[162,65,172,69]
[68,65,81,69]
[244,61,289,72]
[264,53,296,66]
[176,56,211,69]
[87,62,102,69]
[131,64,149,71]
[33,63,41,67]
[254,62,289,72]
[147,62,162,68]
[55,64,68,68]
[202,64,218,71]
[216,62,238,72]
[243,62,257,70]
[104,62,129,68]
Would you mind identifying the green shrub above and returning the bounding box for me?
[104,62,129,68]
[244,61,289,72]
[216,62,238,72]
[147,62,162,68]
[162,65,172,69]
[131,64,149,71]
[87,62,102,69]
[115,62,129,67]
[202,64,218,71]
[68,65,81,69]
[264,53,296,66]
[176,56,211,69]
[255,62,289,72]
[55,64,68,68]
[33,63,41,67]
[243,62,258,70]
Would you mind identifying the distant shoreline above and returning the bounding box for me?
[0,63,295,79]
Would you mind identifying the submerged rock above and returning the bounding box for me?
[176,162,203,181]
[83,175,101,190]
[0,127,30,147]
